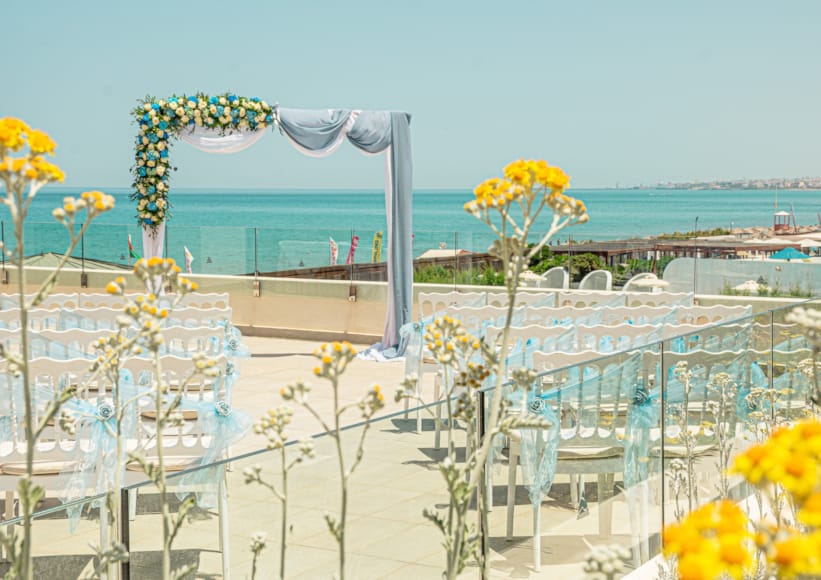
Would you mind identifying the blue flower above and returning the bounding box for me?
[209,96,218,105]
[266,114,273,122]
[188,96,198,103]
[143,218,153,224]
[228,94,238,103]
[147,152,156,160]
[151,103,160,111]
[160,150,168,159]
[169,98,178,104]
[158,121,168,130]
[147,202,158,211]
[251,97,260,103]
[149,134,159,144]
[217,106,224,115]
[143,113,150,122]
[147,186,156,194]
[138,168,147,177]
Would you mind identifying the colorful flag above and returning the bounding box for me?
[329,237,339,266]
[127,234,141,262]
[183,246,194,273]
[371,231,383,263]
[346,234,360,265]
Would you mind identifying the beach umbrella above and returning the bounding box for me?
[770,247,810,261]
[630,277,670,288]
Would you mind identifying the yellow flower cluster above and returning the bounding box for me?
[0,117,30,151]
[53,191,116,222]
[755,526,821,578]
[132,257,198,294]
[0,117,64,185]
[464,159,584,218]
[312,341,356,379]
[727,418,821,577]
[733,418,821,501]
[663,501,753,580]
[424,315,480,365]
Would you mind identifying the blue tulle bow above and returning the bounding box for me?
[60,377,145,531]
[174,399,252,508]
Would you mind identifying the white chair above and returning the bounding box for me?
[507,350,640,571]
[537,267,569,290]
[579,270,613,292]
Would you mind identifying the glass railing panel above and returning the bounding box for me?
[0,493,108,576]
[483,344,664,575]
[124,400,455,578]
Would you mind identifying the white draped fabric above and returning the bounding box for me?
[141,108,413,353]
[141,222,165,262]
[178,126,267,154]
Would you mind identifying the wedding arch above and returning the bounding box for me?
[131,93,413,351]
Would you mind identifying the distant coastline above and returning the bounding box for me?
[649,177,821,191]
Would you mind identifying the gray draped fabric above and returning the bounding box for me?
[277,108,413,354]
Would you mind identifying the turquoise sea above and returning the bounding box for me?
[4,188,820,275]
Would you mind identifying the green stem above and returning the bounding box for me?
[332,371,346,580]
[152,351,172,579]
[16,195,34,580]
[280,446,287,580]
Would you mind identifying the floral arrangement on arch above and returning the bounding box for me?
[130,92,276,227]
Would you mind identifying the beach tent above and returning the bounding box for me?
[133,100,412,353]
[800,239,819,252]
[770,247,810,261]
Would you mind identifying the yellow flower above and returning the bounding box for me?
[0,117,30,151]
[663,501,752,580]
[28,156,65,183]
[799,492,821,527]
[26,129,56,155]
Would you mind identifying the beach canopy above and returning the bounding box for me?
[800,239,819,250]
[770,247,810,261]
[133,98,413,353]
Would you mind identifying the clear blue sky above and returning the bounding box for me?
[3,0,820,190]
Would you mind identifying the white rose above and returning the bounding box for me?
[224,107,232,117]
[157,142,165,151]
[181,115,189,124]
[209,104,217,114]
[142,137,149,145]
[158,99,166,107]
[147,160,155,167]
[261,101,268,108]
[152,117,159,126]
[238,107,246,118]
[219,97,226,105]
[198,100,206,109]
[157,200,165,209]
[137,160,145,167]
[143,103,152,111]
[157,166,165,176]
[195,117,203,126]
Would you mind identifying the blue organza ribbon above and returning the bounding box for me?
[518,396,560,505]
[175,399,252,508]
[59,376,145,531]
[624,381,660,489]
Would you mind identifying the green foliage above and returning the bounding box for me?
[656,227,730,240]
[414,265,505,286]
[719,280,815,298]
